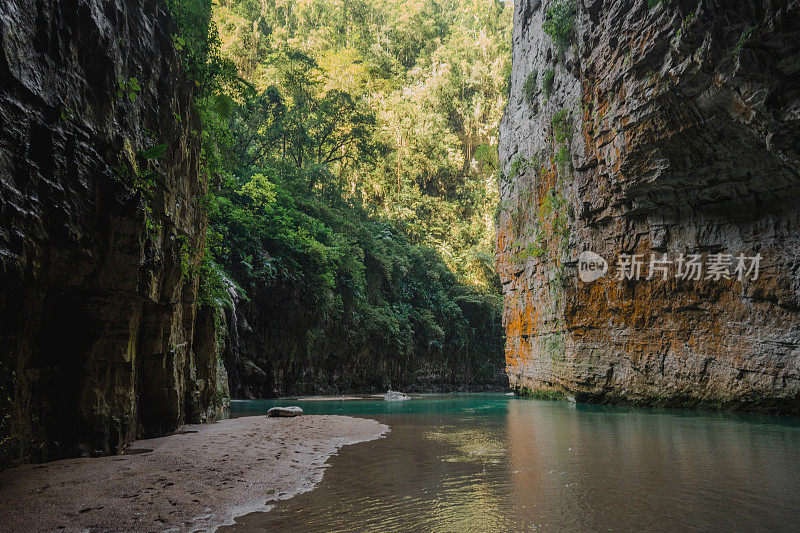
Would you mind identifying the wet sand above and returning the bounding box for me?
[0,415,388,532]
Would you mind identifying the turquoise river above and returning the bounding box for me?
[222,393,800,532]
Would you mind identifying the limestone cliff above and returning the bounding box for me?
[0,0,227,468]
[498,0,800,411]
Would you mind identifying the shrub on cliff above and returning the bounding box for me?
[542,0,575,53]
[523,69,538,104]
[543,68,556,98]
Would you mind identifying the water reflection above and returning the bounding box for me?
[506,401,800,531]
[223,395,800,532]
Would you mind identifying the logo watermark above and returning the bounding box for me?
[577,252,762,282]
[578,251,608,282]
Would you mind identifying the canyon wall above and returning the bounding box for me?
[497,0,800,411]
[221,280,508,399]
[0,0,227,468]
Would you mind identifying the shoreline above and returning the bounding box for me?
[0,415,389,532]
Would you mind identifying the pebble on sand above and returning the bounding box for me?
[267,406,304,417]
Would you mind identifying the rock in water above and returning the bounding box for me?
[383,390,409,401]
[267,406,303,417]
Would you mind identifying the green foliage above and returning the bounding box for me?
[542,0,575,53]
[166,0,242,189]
[139,144,168,160]
[206,171,503,366]
[540,187,566,220]
[523,69,538,104]
[551,108,573,178]
[543,68,556,98]
[177,235,195,281]
[508,155,531,177]
[237,172,276,210]
[164,0,238,93]
[510,184,569,265]
[162,0,507,371]
[212,0,511,290]
[732,24,758,66]
[551,109,572,145]
[676,12,694,40]
[514,242,547,261]
[545,331,566,361]
[114,159,163,239]
[116,77,140,102]
[475,144,499,173]
[555,145,570,168]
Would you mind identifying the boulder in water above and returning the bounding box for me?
[383,390,409,401]
[267,406,304,417]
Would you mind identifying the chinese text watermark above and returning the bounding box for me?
[578,251,761,283]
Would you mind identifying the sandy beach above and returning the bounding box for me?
[0,415,388,532]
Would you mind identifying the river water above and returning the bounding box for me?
[225,393,800,531]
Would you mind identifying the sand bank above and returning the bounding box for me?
[0,415,388,532]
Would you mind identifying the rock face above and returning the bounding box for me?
[497,0,800,411]
[0,0,228,468]
[221,279,508,399]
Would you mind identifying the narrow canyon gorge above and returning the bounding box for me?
[0,0,506,469]
[1,1,800,531]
